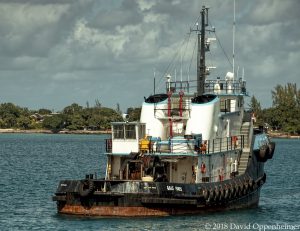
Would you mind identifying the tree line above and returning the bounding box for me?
[0,101,141,132]
[249,83,300,135]
[0,83,298,134]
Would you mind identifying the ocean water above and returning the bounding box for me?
[0,134,299,231]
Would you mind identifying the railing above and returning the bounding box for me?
[154,95,191,120]
[204,135,245,154]
[204,79,247,95]
[106,135,245,155]
[154,135,245,155]
[105,139,112,153]
[166,80,190,94]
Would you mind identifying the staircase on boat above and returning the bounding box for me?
[238,122,252,174]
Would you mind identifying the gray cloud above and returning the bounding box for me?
[0,0,299,111]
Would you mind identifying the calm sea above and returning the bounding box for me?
[0,134,299,231]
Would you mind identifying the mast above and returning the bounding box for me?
[199,6,205,95]
[233,0,236,78]
[192,6,209,96]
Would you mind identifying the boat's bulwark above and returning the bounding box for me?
[57,189,260,217]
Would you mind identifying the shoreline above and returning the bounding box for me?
[0,129,299,138]
[0,129,111,135]
[268,132,300,139]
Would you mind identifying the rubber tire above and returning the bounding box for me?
[78,180,94,197]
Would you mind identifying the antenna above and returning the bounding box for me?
[233,0,236,79]
[242,67,245,81]
[180,52,183,81]
[153,68,156,95]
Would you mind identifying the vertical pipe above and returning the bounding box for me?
[126,163,129,180]
[168,91,173,138]
[179,91,184,117]
[154,77,156,95]
[233,0,236,79]
[198,6,206,96]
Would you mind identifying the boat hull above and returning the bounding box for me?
[53,146,267,217]
[54,178,263,217]
[57,190,260,217]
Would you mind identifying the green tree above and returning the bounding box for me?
[63,103,83,115]
[126,107,141,122]
[17,116,32,129]
[85,107,123,130]
[271,83,300,134]
[62,103,85,130]
[0,103,22,128]
[261,107,280,131]
[66,114,85,130]
[38,108,52,115]
[116,103,122,115]
[95,99,102,108]
[42,114,66,132]
[249,96,262,125]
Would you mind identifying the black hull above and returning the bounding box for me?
[55,188,261,217]
[53,148,268,217]
[53,178,263,216]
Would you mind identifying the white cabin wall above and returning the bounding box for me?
[140,101,167,139]
[112,140,139,154]
[218,96,244,137]
[185,98,220,140]
[230,99,236,112]
[111,156,121,178]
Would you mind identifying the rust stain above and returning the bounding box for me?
[60,205,171,216]
[57,190,260,217]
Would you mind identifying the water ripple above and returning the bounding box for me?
[0,135,299,230]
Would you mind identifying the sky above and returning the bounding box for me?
[0,0,299,112]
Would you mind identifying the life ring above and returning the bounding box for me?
[224,184,230,200]
[78,180,94,197]
[203,188,209,200]
[249,178,254,190]
[259,178,265,187]
[214,186,220,201]
[234,183,240,197]
[208,187,215,202]
[255,175,266,188]
[256,145,269,162]
[232,136,238,148]
[238,183,244,197]
[252,182,258,191]
[241,183,247,195]
[219,186,225,201]
[229,184,235,199]
[244,181,249,193]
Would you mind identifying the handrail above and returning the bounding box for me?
[204,79,247,95]
[105,139,112,153]
[107,135,246,156]
[154,135,245,155]
[204,135,244,154]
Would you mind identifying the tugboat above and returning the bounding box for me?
[53,6,275,216]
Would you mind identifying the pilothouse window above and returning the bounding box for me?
[112,123,145,140]
[113,125,124,139]
[220,99,231,113]
[125,125,136,139]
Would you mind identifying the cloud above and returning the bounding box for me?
[0,0,299,111]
